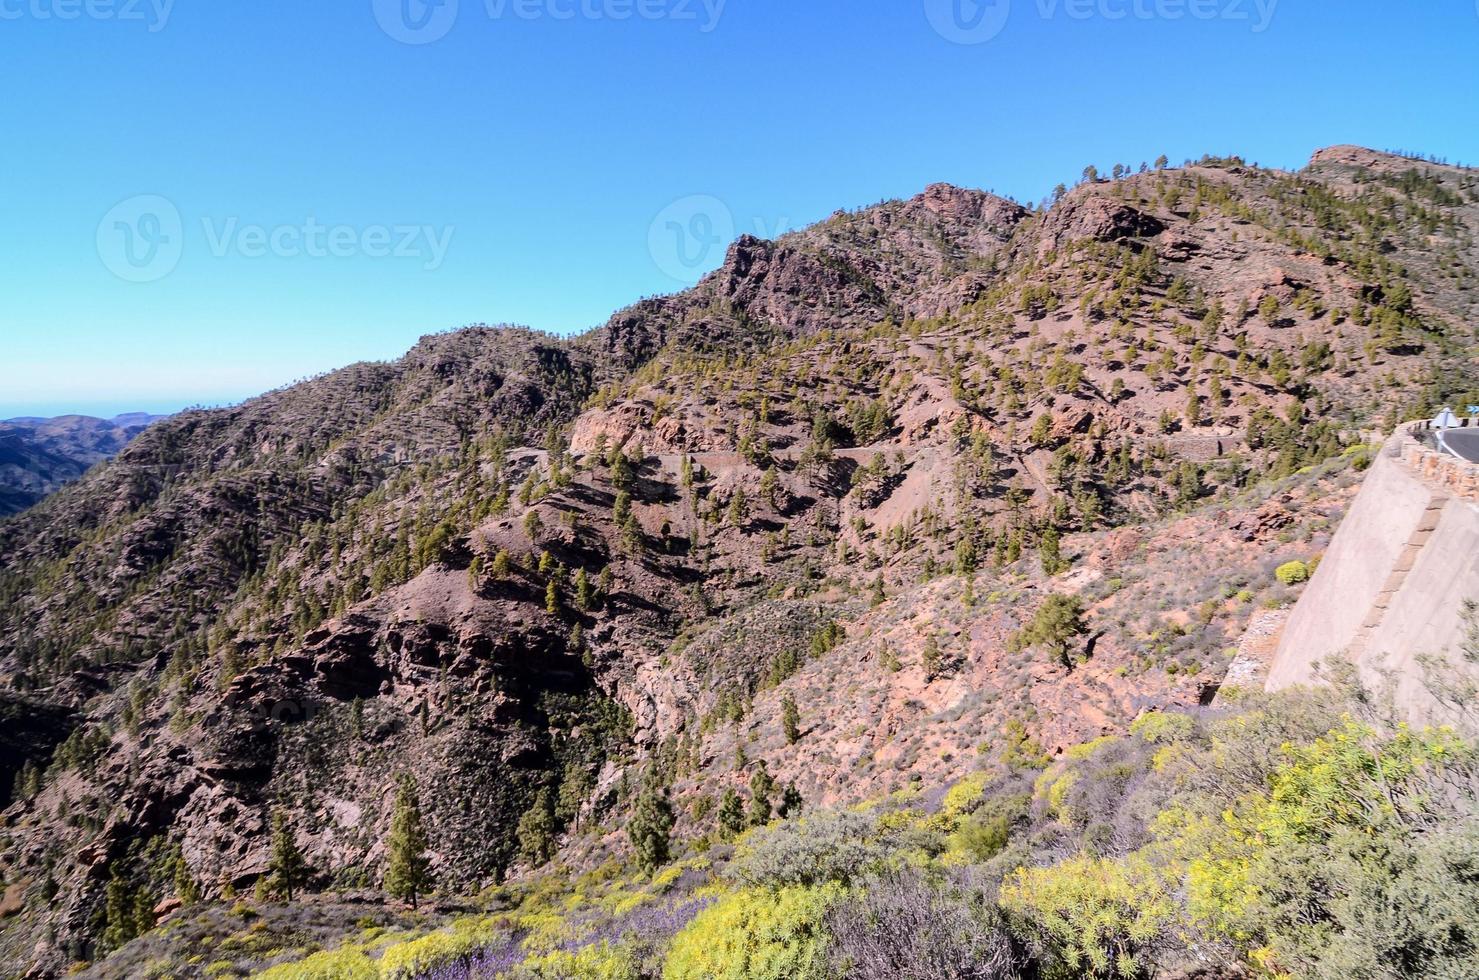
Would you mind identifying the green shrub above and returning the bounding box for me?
[1275,561,1310,585]
[1181,722,1479,978]
[513,941,641,979]
[379,920,505,979]
[726,810,881,888]
[1129,711,1195,745]
[662,885,841,980]
[1001,853,1178,979]
[941,773,988,817]
[254,947,377,980]
[826,869,1019,979]
[947,811,1013,863]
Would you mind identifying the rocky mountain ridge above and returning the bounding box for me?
[1,146,1478,976]
[0,414,164,517]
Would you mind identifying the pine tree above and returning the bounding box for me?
[748,764,774,827]
[557,761,592,831]
[385,775,432,909]
[1177,461,1205,505]
[922,634,945,681]
[781,694,801,745]
[628,779,675,873]
[1010,594,1089,669]
[545,578,560,616]
[492,549,513,578]
[102,872,137,951]
[1040,526,1063,575]
[172,846,200,906]
[727,488,747,527]
[760,467,778,506]
[516,788,558,866]
[954,536,977,576]
[777,783,803,820]
[717,788,745,839]
[269,811,307,901]
[574,568,592,611]
[610,449,633,489]
[132,887,156,937]
[621,512,643,553]
[1030,413,1054,447]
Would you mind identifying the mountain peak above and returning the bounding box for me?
[1308,143,1469,172]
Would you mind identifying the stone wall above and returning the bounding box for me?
[1266,422,1479,722]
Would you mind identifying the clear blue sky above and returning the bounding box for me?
[2,0,1476,418]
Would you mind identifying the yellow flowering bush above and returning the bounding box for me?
[662,884,842,980]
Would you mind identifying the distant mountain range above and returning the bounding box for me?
[0,413,165,516]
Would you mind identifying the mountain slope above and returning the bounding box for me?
[2,147,1478,977]
[0,414,164,516]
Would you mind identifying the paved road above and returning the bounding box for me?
[1439,428,1479,463]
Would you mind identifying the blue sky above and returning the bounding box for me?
[2,0,1477,418]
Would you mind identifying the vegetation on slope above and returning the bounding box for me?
[231,675,1478,980]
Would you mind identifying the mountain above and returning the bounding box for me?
[1,147,1478,978]
[0,413,166,517]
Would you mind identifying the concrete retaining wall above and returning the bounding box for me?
[1267,424,1479,722]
